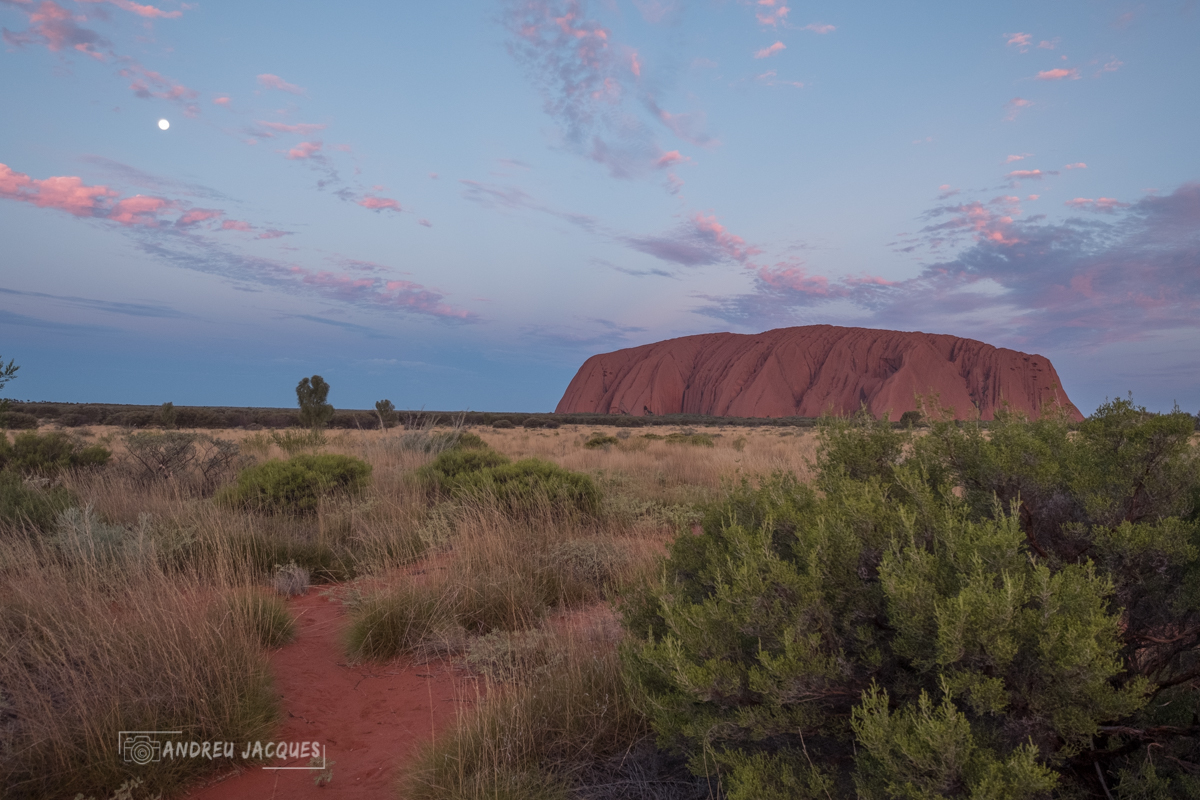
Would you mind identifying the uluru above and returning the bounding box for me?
[556,325,1083,421]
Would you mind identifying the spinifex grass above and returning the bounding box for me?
[400,625,651,800]
[0,532,279,799]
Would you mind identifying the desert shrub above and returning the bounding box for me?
[448,459,602,518]
[492,419,514,429]
[217,454,372,515]
[0,470,74,532]
[0,430,110,476]
[400,428,488,454]
[898,409,923,428]
[296,374,334,430]
[345,582,456,661]
[220,588,296,648]
[583,434,619,449]
[641,433,664,441]
[417,448,510,490]
[158,401,176,428]
[402,639,663,800]
[122,431,242,493]
[272,560,310,596]
[46,506,155,566]
[663,432,715,447]
[622,399,1200,797]
[270,427,326,454]
[0,411,38,429]
[548,539,624,590]
[465,629,562,682]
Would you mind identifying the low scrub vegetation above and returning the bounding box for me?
[3,397,1194,799]
[216,453,372,514]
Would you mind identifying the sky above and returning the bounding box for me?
[1,0,1198,415]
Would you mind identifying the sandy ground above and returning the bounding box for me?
[184,588,475,800]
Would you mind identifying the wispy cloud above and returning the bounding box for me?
[76,0,182,20]
[255,121,327,135]
[754,41,786,59]
[698,182,1200,353]
[801,23,835,34]
[1036,67,1080,80]
[755,2,788,27]
[1064,162,1087,170]
[1005,32,1032,51]
[285,141,322,160]
[357,194,402,212]
[1004,97,1033,121]
[1064,196,1130,213]
[257,73,306,95]
[0,286,185,318]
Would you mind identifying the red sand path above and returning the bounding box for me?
[185,588,473,800]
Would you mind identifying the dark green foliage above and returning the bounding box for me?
[0,470,74,532]
[159,401,176,428]
[446,459,601,518]
[374,398,397,429]
[0,431,110,476]
[218,454,371,515]
[583,434,619,448]
[416,448,600,518]
[296,374,334,430]
[0,411,38,429]
[623,399,1200,797]
[220,589,295,648]
[899,409,923,428]
[663,432,715,447]
[493,419,515,429]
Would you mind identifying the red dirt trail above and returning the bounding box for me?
[185,588,473,800]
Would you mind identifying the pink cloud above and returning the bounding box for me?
[755,2,789,27]
[257,121,327,135]
[213,96,231,106]
[693,212,761,262]
[655,150,688,168]
[76,0,182,19]
[257,73,305,95]
[109,194,173,226]
[175,208,222,227]
[1064,197,1130,213]
[1004,97,1033,121]
[357,195,402,212]
[1027,194,1040,201]
[0,162,118,217]
[219,219,253,231]
[256,229,290,239]
[754,41,786,59]
[1098,58,1123,75]
[801,23,835,34]
[1005,32,1032,51]
[118,60,199,107]
[418,218,432,228]
[1006,169,1049,180]
[2,0,108,59]
[1005,153,1031,163]
[1064,162,1087,170]
[1037,37,1059,50]
[285,141,322,160]
[429,172,439,179]
[917,195,1025,248]
[630,51,641,77]
[290,269,476,320]
[1036,67,1080,80]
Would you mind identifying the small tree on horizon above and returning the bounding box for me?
[374,399,397,430]
[296,375,334,430]
[0,355,19,416]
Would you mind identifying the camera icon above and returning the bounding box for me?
[119,732,163,765]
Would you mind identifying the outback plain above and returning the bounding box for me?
[3,397,1200,800]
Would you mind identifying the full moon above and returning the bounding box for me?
[157,119,170,130]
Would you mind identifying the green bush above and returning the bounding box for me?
[417,448,510,489]
[0,411,38,429]
[0,431,110,476]
[217,454,371,515]
[663,432,715,447]
[622,399,1200,797]
[583,434,619,449]
[448,459,601,518]
[492,419,515,429]
[345,583,454,661]
[0,471,74,532]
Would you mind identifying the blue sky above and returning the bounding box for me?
[2,0,1197,414]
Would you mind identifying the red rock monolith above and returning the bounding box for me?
[555,325,1083,421]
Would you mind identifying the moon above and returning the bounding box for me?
[157,119,170,131]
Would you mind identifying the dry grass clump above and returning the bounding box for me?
[345,499,648,661]
[0,532,278,799]
[400,627,644,800]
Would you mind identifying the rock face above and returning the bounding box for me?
[556,325,1083,421]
